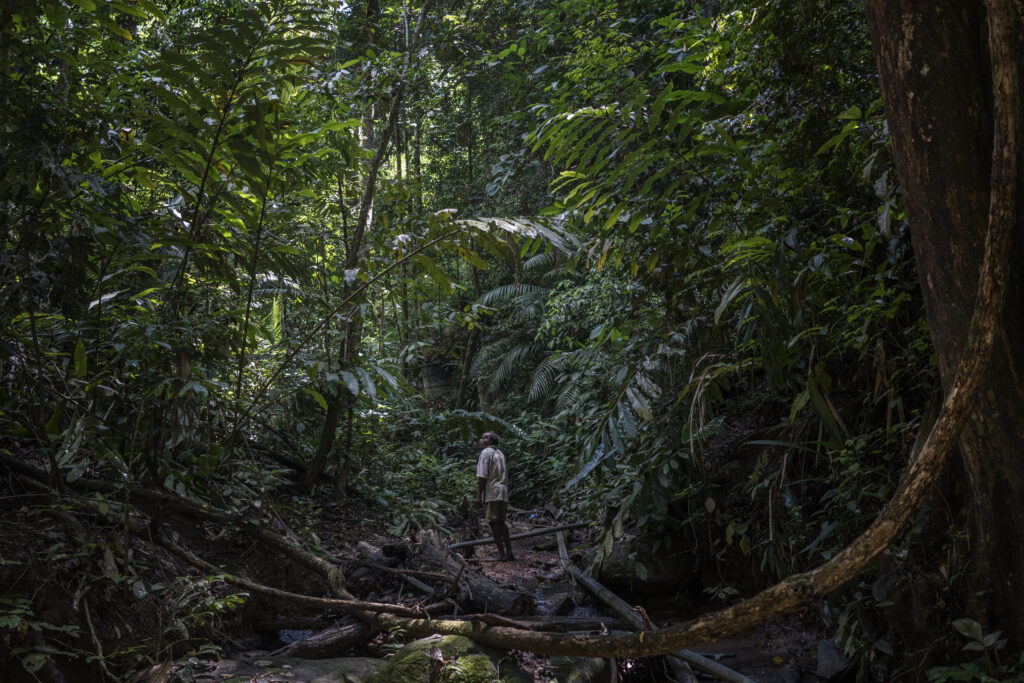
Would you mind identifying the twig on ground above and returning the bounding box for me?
[83,599,116,682]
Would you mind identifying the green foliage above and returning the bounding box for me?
[0,596,82,675]
[368,445,472,536]
[453,0,935,608]
[927,619,1024,683]
[831,577,897,678]
[155,575,247,660]
[0,0,955,671]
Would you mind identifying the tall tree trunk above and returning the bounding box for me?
[308,0,433,489]
[414,112,424,214]
[864,0,1024,642]
[412,111,423,340]
[308,0,380,489]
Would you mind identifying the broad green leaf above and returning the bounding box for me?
[603,202,626,231]
[45,404,65,436]
[304,388,328,411]
[73,340,87,378]
[355,367,376,401]
[340,371,360,396]
[952,618,985,643]
[457,246,488,270]
[649,84,674,132]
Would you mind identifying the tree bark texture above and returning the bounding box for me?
[863,0,1024,640]
[272,616,371,659]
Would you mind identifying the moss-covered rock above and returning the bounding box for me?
[368,634,526,683]
[547,656,609,683]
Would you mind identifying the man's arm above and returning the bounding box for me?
[475,448,490,504]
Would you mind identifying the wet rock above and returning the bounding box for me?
[189,655,384,682]
[777,662,802,682]
[553,595,577,616]
[816,639,848,679]
[516,575,540,591]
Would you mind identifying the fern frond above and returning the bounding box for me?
[442,409,528,442]
[562,346,612,369]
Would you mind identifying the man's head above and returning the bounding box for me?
[479,431,499,448]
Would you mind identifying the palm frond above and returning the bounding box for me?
[523,251,563,279]
[457,216,581,255]
[441,409,528,442]
[478,283,548,307]
[488,342,543,396]
[528,351,572,401]
[555,382,581,415]
[469,338,510,378]
[562,346,612,368]
[568,360,660,488]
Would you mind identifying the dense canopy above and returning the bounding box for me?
[1,0,1022,680]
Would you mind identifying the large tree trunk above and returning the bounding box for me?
[863,0,1024,642]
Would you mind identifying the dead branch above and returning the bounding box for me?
[467,613,536,631]
[268,616,371,659]
[447,522,588,550]
[66,476,351,599]
[352,561,454,585]
[83,598,116,683]
[153,531,452,620]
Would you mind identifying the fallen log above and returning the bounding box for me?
[418,530,535,616]
[556,531,754,683]
[480,615,630,633]
[447,522,588,551]
[270,615,371,659]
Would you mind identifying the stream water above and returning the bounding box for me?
[532,580,600,617]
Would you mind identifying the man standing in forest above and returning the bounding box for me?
[476,432,514,561]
